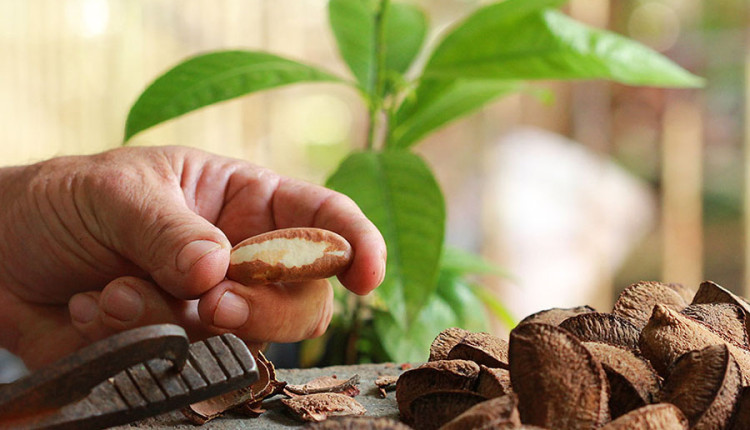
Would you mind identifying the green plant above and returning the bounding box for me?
[123,0,701,364]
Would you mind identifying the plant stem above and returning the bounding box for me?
[345,296,363,364]
[365,0,391,151]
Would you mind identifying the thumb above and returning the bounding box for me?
[110,196,231,299]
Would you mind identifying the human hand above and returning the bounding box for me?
[0,146,386,369]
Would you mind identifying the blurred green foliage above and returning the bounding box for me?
[124,0,701,364]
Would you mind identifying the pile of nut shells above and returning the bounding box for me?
[182,350,287,423]
[391,280,750,430]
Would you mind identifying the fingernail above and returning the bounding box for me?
[213,291,249,329]
[69,294,99,324]
[378,249,387,285]
[177,240,222,273]
[102,284,144,322]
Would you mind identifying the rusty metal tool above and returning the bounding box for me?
[0,324,258,429]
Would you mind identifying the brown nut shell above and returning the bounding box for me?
[599,403,688,430]
[639,304,750,381]
[582,342,661,419]
[665,282,695,303]
[184,350,282,423]
[440,394,521,430]
[560,312,641,351]
[395,359,480,424]
[281,392,366,422]
[374,375,398,398]
[475,366,512,399]
[692,281,750,313]
[509,323,609,429]
[429,327,471,361]
[409,389,488,430]
[681,302,750,348]
[659,344,742,430]
[446,332,509,369]
[228,228,352,285]
[613,281,688,330]
[728,386,750,430]
[692,280,750,340]
[518,305,596,326]
[284,374,360,398]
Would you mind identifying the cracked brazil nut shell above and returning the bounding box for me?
[659,344,742,430]
[559,312,641,351]
[581,342,661,419]
[600,403,688,429]
[227,228,353,285]
[509,323,610,429]
[639,304,750,380]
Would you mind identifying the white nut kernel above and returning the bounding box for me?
[227,228,353,285]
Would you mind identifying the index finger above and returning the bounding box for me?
[270,177,386,295]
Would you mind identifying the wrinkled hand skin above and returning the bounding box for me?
[0,146,386,369]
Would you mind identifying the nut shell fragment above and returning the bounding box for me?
[395,360,480,424]
[284,375,360,398]
[728,387,750,430]
[681,303,749,348]
[691,280,750,341]
[475,366,512,399]
[665,282,696,303]
[639,304,750,381]
[228,227,352,285]
[183,350,282,423]
[613,281,688,330]
[691,281,750,313]
[659,344,742,430]
[429,327,471,361]
[374,375,398,398]
[409,389,488,430]
[560,312,641,351]
[582,342,661,419]
[446,332,509,369]
[600,403,688,429]
[518,305,596,326]
[440,394,521,430]
[509,323,609,429]
[282,392,366,422]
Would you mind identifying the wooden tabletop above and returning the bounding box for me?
[121,363,407,429]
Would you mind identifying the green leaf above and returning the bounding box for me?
[373,305,449,363]
[422,0,702,87]
[329,0,377,92]
[441,246,513,278]
[435,273,489,333]
[388,78,520,148]
[329,0,427,94]
[326,151,445,326]
[373,266,490,362]
[124,51,340,141]
[470,284,517,329]
[384,2,427,75]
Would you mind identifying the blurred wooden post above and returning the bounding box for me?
[569,0,613,310]
[662,94,703,287]
[744,41,750,297]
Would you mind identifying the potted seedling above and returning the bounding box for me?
[123,0,702,365]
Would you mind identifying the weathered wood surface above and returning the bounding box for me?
[122,363,408,429]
